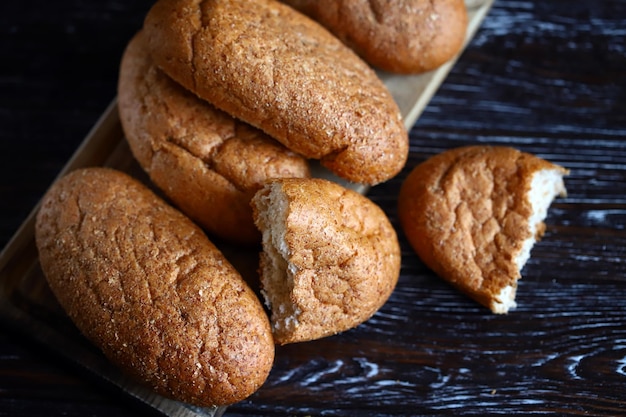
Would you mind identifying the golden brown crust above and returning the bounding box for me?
[143,0,408,185]
[35,167,274,406]
[251,178,401,344]
[118,31,310,245]
[398,146,568,313]
[281,0,468,74]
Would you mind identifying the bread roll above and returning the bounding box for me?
[143,0,408,185]
[398,146,568,314]
[118,30,310,245]
[35,167,274,406]
[251,178,401,344]
[280,0,468,74]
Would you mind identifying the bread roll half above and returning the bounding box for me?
[398,146,568,314]
[251,178,401,344]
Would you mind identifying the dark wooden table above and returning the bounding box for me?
[2,1,626,416]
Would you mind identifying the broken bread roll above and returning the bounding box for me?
[35,167,274,406]
[118,30,310,245]
[280,0,468,74]
[397,146,569,314]
[143,0,408,185]
[251,178,401,344]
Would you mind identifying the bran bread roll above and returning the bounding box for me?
[118,30,310,245]
[143,0,408,185]
[398,146,569,314]
[280,0,469,74]
[251,178,401,344]
[35,167,274,406]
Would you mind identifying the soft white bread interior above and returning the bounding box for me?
[516,167,568,271]
[252,184,301,336]
[493,166,568,314]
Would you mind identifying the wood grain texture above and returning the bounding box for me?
[1,0,626,416]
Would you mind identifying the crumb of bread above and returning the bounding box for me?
[490,285,517,314]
